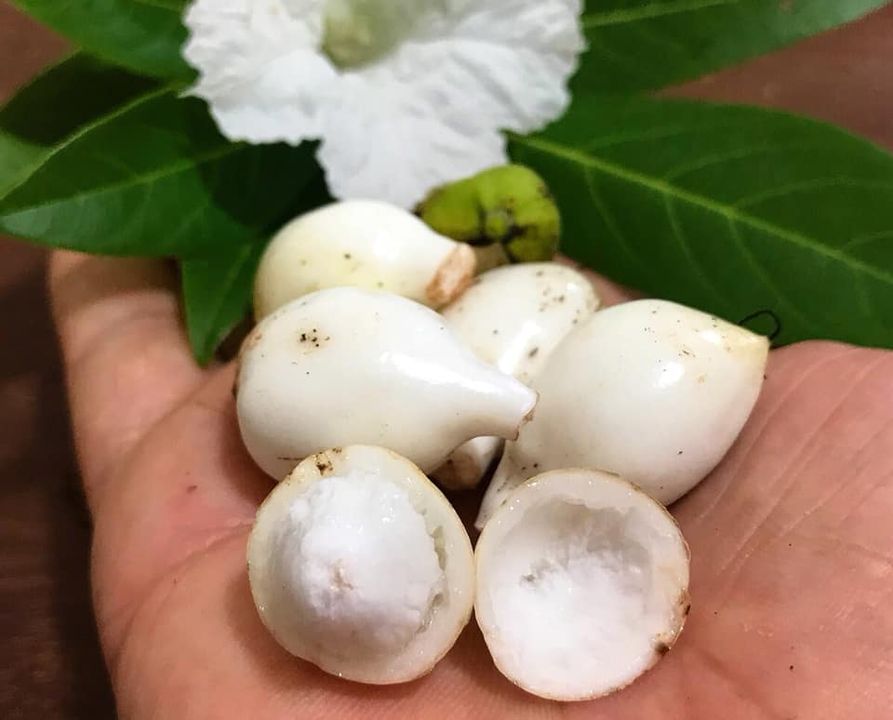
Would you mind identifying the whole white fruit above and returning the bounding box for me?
[237,287,537,481]
[254,199,476,319]
[478,299,769,527]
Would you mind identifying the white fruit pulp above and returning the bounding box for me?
[476,472,690,700]
[275,472,443,655]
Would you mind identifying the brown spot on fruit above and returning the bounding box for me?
[314,454,334,475]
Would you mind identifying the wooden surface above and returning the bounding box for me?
[0,4,115,719]
[0,3,891,719]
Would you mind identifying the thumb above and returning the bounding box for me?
[49,251,204,504]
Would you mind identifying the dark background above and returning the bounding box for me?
[1,2,892,718]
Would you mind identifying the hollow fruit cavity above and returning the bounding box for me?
[249,446,475,684]
[277,472,443,654]
[475,470,690,701]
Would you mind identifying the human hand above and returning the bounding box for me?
[50,250,893,719]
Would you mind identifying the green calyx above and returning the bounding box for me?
[415,165,561,269]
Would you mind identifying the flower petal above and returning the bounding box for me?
[318,0,584,205]
[183,0,336,143]
[393,0,585,135]
[317,72,507,207]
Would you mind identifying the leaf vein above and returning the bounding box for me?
[725,218,819,332]
[515,134,893,287]
[580,166,653,279]
[582,0,740,28]
[2,143,247,218]
[663,193,731,311]
[839,229,893,253]
[733,178,893,209]
[662,141,822,181]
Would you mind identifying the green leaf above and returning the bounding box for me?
[577,0,889,94]
[11,0,191,78]
[0,89,327,258]
[0,53,156,198]
[510,96,893,348]
[181,243,263,365]
[181,174,332,363]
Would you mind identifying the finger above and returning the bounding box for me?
[49,251,205,500]
[90,365,273,654]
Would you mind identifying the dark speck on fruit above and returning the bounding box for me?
[186,484,198,493]
[344,253,352,260]
[528,347,539,358]
[655,641,670,656]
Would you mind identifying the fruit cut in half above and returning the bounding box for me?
[248,446,475,684]
[475,469,690,701]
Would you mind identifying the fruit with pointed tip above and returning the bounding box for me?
[477,299,769,528]
[254,199,476,319]
[237,287,538,480]
[434,263,599,490]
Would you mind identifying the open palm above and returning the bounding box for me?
[50,251,893,720]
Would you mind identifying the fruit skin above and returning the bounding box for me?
[477,299,770,528]
[415,165,560,270]
[433,262,600,490]
[475,469,690,702]
[248,445,475,685]
[253,199,476,319]
[237,287,538,481]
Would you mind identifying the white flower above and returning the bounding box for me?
[183,0,585,207]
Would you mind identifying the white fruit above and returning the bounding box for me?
[433,263,599,490]
[254,200,476,319]
[475,469,690,701]
[478,299,769,528]
[237,287,537,480]
[249,446,474,684]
